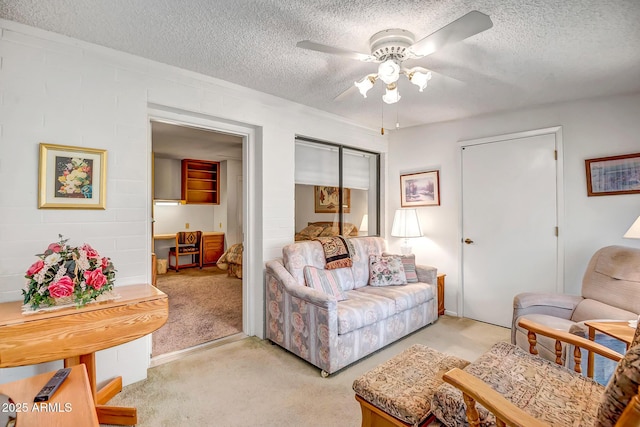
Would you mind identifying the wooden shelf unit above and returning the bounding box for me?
[181,159,220,204]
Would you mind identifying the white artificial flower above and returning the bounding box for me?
[45,253,61,265]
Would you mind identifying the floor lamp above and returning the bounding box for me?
[391,209,423,255]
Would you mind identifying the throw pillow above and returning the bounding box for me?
[383,252,418,283]
[596,344,640,426]
[369,255,407,286]
[298,224,324,239]
[319,225,340,237]
[342,222,356,236]
[303,266,348,301]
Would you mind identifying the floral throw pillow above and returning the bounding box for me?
[303,266,348,301]
[369,255,407,286]
[383,252,418,283]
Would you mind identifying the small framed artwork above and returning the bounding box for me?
[38,143,107,209]
[400,170,440,207]
[314,186,351,213]
[585,152,640,196]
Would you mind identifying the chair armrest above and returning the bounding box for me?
[511,292,583,343]
[513,292,583,311]
[518,318,623,363]
[443,368,549,427]
[265,259,337,310]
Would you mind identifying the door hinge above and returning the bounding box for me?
[554,150,558,160]
[555,226,559,236]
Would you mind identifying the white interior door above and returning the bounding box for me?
[461,130,561,327]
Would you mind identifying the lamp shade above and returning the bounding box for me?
[624,215,640,239]
[391,209,422,238]
[360,214,369,233]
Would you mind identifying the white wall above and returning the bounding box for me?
[388,92,640,317]
[0,20,387,386]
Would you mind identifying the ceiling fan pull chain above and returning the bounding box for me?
[381,103,385,135]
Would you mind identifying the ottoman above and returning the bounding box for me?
[353,345,470,427]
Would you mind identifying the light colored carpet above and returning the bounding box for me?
[152,267,242,356]
[104,316,509,427]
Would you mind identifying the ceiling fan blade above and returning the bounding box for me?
[296,40,376,62]
[407,10,493,58]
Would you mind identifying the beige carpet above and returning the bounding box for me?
[152,266,242,356]
[105,316,509,427]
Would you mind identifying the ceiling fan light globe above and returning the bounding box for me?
[378,59,400,84]
[382,86,401,104]
[355,76,375,98]
[409,70,432,92]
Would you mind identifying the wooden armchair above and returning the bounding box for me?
[438,318,640,426]
[168,231,203,272]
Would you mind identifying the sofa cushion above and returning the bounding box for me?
[303,266,347,301]
[338,291,395,335]
[597,342,640,426]
[369,255,407,286]
[384,253,418,283]
[356,283,434,313]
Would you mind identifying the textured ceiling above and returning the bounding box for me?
[1,0,640,131]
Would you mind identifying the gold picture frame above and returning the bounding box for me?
[38,143,107,209]
[314,186,351,213]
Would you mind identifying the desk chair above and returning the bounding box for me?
[168,231,202,272]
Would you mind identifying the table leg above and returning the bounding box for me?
[587,326,595,379]
[65,353,137,425]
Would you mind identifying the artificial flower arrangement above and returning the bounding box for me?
[23,235,116,310]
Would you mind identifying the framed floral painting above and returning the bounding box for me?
[38,143,107,209]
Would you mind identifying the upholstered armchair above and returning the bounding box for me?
[511,245,640,370]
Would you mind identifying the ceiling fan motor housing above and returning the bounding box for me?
[369,29,415,62]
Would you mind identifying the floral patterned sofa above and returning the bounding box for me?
[265,236,438,376]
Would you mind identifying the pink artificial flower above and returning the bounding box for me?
[82,244,100,259]
[47,243,62,253]
[26,260,45,276]
[101,257,110,269]
[48,276,75,298]
[84,269,107,290]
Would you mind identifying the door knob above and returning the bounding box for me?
[464,238,474,244]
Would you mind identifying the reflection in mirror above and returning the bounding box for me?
[0,394,17,427]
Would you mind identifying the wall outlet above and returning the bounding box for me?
[185,223,190,229]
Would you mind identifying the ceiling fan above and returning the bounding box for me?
[296,11,493,104]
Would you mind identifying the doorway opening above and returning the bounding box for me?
[150,120,245,360]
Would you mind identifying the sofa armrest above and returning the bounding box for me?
[265,259,337,310]
[416,264,437,285]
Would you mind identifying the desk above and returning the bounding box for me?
[584,320,634,378]
[0,364,99,426]
[0,284,168,425]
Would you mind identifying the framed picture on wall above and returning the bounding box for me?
[585,152,640,196]
[38,143,107,209]
[314,186,351,213]
[400,170,440,207]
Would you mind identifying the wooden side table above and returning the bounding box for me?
[437,274,446,316]
[0,364,99,426]
[0,284,168,425]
